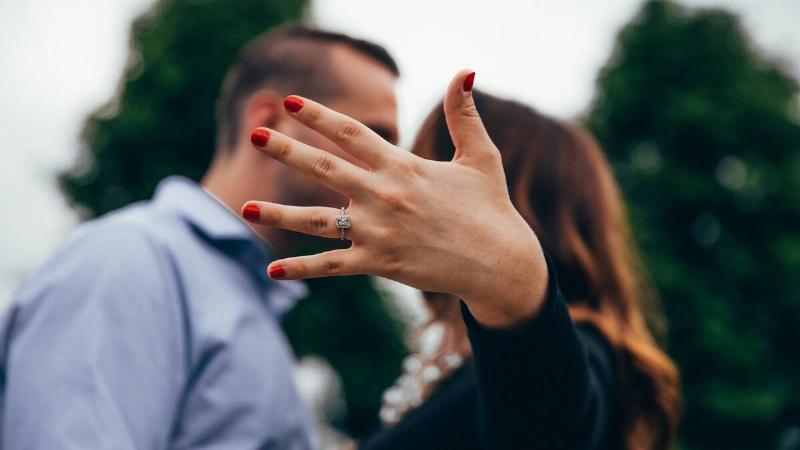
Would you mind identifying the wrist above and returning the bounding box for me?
[461,244,549,329]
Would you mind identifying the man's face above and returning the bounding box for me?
[273,45,398,245]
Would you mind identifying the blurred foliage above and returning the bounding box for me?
[61,0,304,215]
[58,0,407,439]
[586,1,800,449]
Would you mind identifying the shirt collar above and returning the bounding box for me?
[154,175,260,244]
[152,176,307,315]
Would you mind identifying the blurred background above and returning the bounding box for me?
[1,0,799,449]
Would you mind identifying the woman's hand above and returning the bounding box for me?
[244,71,548,328]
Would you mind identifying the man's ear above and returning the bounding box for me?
[243,89,284,132]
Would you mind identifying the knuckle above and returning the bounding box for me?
[311,155,337,179]
[480,144,501,161]
[371,225,392,243]
[380,247,403,278]
[304,106,321,124]
[326,258,342,275]
[378,189,409,211]
[393,158,423,178]
[335,120,362,142]
[489,146,503,162]
[309,211,329,234]
[293,263,308,278]
[271,139,292,160]
[484,145,503,165]
[460,101,480,119]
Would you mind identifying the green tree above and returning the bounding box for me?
[59,0,407,438]
[586,1,800,449]
[61,0,305,215]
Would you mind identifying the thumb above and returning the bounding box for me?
[443,70,495,163]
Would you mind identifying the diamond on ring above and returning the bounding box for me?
[335,207,351,240]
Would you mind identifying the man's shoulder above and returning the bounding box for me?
[14,201,186,304]
[0,201,194,357]
[62,204,167,268]
[75,198,182,244]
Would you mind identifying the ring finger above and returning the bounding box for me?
[242,201,356,241]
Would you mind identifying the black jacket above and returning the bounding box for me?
[359,256,619,450]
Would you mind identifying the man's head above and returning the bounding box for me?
[204,25,399,253]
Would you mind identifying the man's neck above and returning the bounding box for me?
[200,149,288,256]
[202,148,262,209]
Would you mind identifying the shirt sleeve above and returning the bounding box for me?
[461,254,617,450]
[1,228,187,450]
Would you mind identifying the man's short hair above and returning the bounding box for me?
[215,24,399,150]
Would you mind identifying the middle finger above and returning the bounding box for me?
[282,95,398,169]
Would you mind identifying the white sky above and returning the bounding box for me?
[1,0,799,306]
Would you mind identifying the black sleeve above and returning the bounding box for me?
[461,254,617,450]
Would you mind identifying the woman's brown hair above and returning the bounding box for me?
[411,91,681,450]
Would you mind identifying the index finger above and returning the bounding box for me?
[282,95,397,168]
[251,127,371,197]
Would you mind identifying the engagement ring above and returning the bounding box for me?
[335,207,351,240]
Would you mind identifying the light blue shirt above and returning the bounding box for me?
[0,176,315,449]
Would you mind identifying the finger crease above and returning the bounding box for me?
[336,122,361,141]
[310,214,328,234]
[312,156,336,178]
[327,259,340,274]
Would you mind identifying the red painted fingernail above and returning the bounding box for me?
[250,128,270,147]
[269,265,286,279]
[284,96,304,113]
[242,204,260,221]
[462,72,475,92]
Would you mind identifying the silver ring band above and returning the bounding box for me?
[335,207,352,240]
